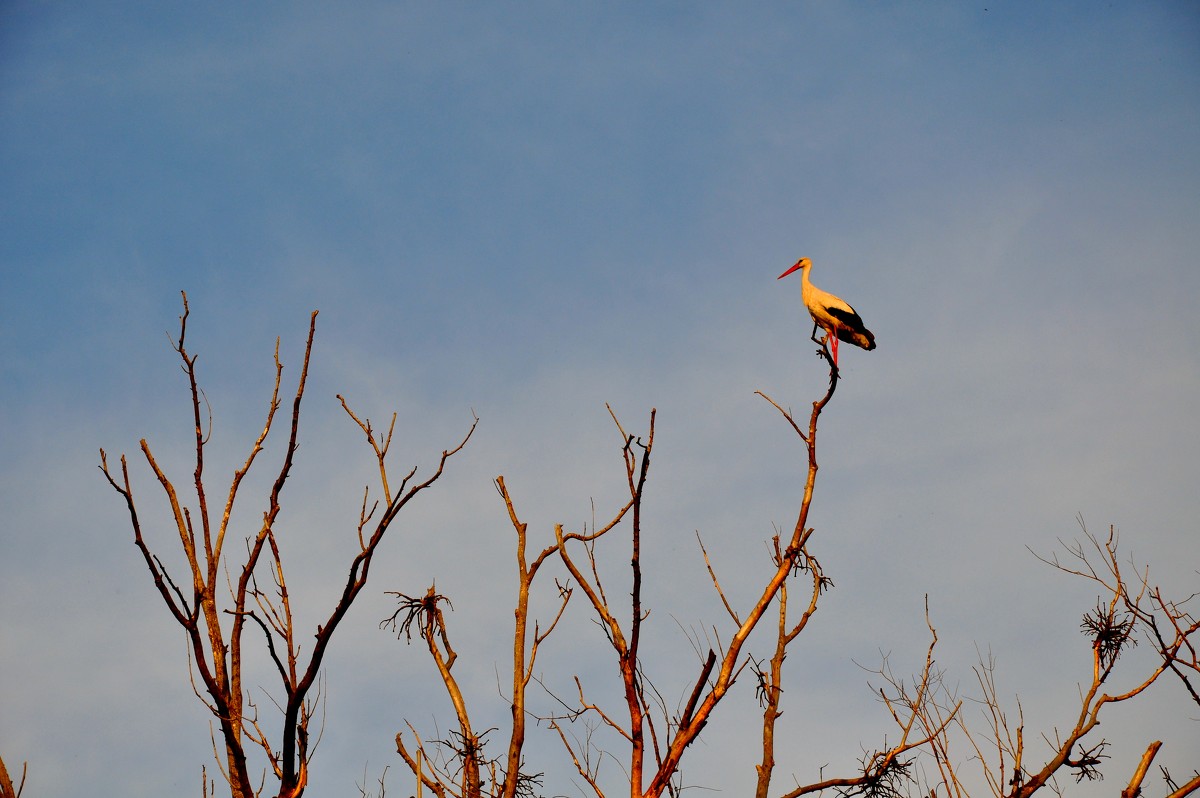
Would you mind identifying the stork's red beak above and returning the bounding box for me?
[777,260,804,279]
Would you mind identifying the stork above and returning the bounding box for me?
[777,257,875,366]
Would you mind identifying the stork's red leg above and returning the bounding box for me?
[830,333,839,366]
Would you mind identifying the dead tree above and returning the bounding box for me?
[383,475,571,798]
[99,293,475,798]
[856,522,1200,798]
[537,337,950,798]
[377,327,1195,798]
[742,341,954,798]
[387,333,951,798]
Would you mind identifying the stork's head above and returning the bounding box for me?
[777,257,811,280]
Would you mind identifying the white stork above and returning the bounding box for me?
[777,257,875,366]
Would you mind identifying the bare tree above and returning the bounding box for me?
[382,331,1199,798]
[860,522,1200,798]
[383,472,572,798]
[387,335,942,798]
[100,293,476,797]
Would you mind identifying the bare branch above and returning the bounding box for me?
[696,532,740,625]
[0,753,27,798]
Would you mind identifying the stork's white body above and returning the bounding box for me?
[778,257,875,365]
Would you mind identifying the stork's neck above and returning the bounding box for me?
[798,262,817,300]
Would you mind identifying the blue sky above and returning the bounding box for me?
[2,3,1199,796]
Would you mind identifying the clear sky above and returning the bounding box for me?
[2,3,1198,796]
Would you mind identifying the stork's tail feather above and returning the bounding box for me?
[836,326,876,352]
